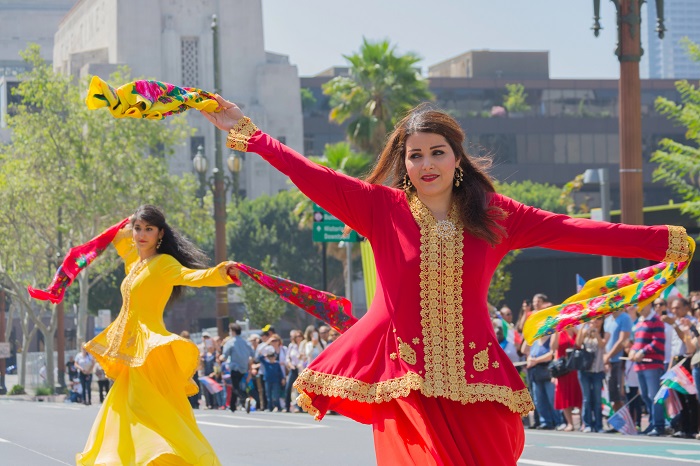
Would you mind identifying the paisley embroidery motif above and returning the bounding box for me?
[397,337,417,365]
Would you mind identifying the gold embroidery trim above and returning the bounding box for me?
[665,225,689,262]
[226,117,259,152]
[296,392,321,420]
[410,194,465,398]
[294,368,534,416]
[102,256,155,360]
[397,337,417,365]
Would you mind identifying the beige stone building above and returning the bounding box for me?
[52,0,303,199]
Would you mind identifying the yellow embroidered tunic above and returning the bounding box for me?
[78,227,232,466]
[228,118,689,424]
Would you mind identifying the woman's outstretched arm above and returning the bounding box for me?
[201,96,381,240]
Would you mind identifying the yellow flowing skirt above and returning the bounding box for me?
[76,344,221,466]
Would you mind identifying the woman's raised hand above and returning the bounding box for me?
[225,261,240,281]
[200,95,245,132]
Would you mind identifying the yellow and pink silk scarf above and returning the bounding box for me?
[524,236,695,344]
[85,76,220,120]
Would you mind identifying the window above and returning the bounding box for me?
[181,37,200,87]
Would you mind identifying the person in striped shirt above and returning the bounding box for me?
[628,303,666,436]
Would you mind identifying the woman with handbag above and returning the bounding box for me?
[575,318,609,432]
[551,328,583,431]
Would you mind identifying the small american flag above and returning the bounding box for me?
[607,405,638,435]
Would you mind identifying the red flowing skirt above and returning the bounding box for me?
[372,392,524,466]
[554,371,582,410]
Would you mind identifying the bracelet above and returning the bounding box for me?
[225,117,258,152]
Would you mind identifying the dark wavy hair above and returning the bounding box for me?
[131,204,209,300]
[364,104,507,246]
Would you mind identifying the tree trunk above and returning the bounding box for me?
[77,272,89,348]
[43,331,55,393]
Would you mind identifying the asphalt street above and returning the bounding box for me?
[2,398,700,465]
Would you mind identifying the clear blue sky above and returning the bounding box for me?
[262,0,648,79]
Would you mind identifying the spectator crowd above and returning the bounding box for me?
[509,290,700,437]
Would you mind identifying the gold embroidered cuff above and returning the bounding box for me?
[665,225,689,262]
[296,392,321,420]
[225,117,258,152]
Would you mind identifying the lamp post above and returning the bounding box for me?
[591,0,666,226]
[584,168,613,276]
[192,143,243,338]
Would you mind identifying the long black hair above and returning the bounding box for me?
[131,204,209,300]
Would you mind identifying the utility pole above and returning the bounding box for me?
[593,0,666,225]
[211,14,228,339]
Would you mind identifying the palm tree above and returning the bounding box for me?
[323,38,433,156]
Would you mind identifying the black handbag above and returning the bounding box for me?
[567,348,595,372]
[548,358,571,378]
[529,363,552,383]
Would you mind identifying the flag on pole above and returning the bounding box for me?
[576,274,586,293]
[661,284,684,301]
[607,404,638,435]
[601,379,613,416]
[654,385,683,419]
[660,360,697,395]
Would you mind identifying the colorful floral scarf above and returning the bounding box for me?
[28,218,357,333]
[27,218,130,304]
[523,237,695,344]
[85,76,220,120]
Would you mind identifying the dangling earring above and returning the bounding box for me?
[402,173,413,192]
[157,238,163,250]
[454,166,464,187]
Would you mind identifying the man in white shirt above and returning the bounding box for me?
[75,347,95,405]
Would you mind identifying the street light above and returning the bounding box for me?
[192,145,243,337]
[584,168,613,276]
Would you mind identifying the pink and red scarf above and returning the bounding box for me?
[29,218,357,333]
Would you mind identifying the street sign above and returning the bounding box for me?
[312,204,362,243]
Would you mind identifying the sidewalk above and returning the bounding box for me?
[2,372,68,403]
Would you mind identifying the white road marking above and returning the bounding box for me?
[197,413,323,427]
[548,446,700,463]
[668,450,700,456]
[528,430,691,445]
[198,420,323,429]
[0,437,71,464]
[519,460,580,466]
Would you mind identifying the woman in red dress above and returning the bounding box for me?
[202,99,689,466]
[551,328,583,431]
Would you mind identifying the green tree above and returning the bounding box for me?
[239,256,287,328]
[300,87,317,114]
[652,39,700,223]
[503,83,531,115]
[487,179,575,306]
[496,180,571,214]
[323,38,433,156]
[227,190,344,328]
[0,45,211,391]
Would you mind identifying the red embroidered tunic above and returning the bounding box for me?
[231,120,685,424]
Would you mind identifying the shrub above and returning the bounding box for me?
[9,384,25,395]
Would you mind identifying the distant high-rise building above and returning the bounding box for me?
[644,0,700,79]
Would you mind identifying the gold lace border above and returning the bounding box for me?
[665,225,689,262]
[293,368,534,419]
[226,117,259,152]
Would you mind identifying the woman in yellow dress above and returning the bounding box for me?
[76,205,238,466]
